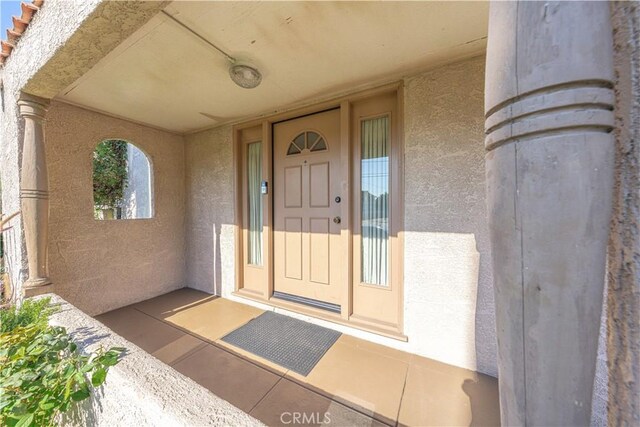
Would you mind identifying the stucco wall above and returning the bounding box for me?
[123,143,153,219]
[403,55,497,376]
[45,101,186,315]
[184,56,498,376]
[184,126,235,296]
[603,2,640,425]
[0,0,102,300]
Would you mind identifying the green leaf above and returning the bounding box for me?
[91,367,107,387]
[101,355,119,367]
[63,376,73,400]
[39,401,55,411]
[15,413,34,427]
[70,387,90,402]
[0,396,11,410]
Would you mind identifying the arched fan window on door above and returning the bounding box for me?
[286,131,327,155]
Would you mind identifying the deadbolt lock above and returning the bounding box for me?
[335,196,341,203]
[333,216,341,224]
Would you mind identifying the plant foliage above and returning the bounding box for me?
[0,298,124,426]
[0,298,54,333]
[93,140,128,209]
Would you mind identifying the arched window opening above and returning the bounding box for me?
[93,139,153,220]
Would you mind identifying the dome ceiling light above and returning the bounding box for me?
[161,10,262,89]
[228,64,262,89]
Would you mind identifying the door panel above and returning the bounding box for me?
[284,217,302,280]
[274,109,342,305]
[309,218,330,284]
[309,162,330,207]
[284,167,302,208]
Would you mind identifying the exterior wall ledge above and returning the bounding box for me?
[23,284,53,298]
[38,294,261,426]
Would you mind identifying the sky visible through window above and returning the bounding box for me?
[1,1,22,40]
[362,157,389,197]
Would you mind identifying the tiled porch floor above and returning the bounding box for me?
[95,289,499,426]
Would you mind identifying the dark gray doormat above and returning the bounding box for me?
[221,311,341,376]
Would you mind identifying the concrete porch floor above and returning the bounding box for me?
[95,289,499,426]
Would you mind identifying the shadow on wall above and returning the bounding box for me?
[60,323,121,425]
[62,382,106,426]
[213,223,222,296]
[191,223,226,296]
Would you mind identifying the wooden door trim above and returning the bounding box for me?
[339,101,352,320]
[233,81,404,339]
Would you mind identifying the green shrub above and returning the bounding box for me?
[0,298,55,333]
[0,299,124,426]
[93,139,128,209]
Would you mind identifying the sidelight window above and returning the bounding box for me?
[360,116,389,286]
[247,142,263,265]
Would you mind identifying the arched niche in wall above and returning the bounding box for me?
[92,139,154,220]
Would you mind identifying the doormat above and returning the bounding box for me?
[221,311,341,376]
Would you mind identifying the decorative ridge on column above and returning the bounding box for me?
[485,80,615,151]
[18,92,52,294]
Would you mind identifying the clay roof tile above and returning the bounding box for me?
[11,16,29,34]
[6,29,21,44]
[1,40,15,52]
[21,2,39,21]
[1,1,44,67]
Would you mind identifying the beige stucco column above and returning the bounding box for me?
[18,93,51,295]
[484,2,615,425]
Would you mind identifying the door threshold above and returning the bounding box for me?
[272,291,341,314]
[232,289,408,342]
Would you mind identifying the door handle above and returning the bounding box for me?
[333,216,341,224]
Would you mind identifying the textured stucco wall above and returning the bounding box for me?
[0,80,27,301]
[123,143,153,219]
[43,294,261,426]
[184,126,235,296]
[403,55,497,376]
[0,0,101,300]
[184,56,498,375]
[45,101,186,315]
[592,306,608,426]
[605,2,640,425]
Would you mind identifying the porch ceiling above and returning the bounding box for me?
[57,1,488,134]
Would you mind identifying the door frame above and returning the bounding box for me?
[233,81,406,340]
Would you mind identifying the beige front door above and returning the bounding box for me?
[273,109,343,307]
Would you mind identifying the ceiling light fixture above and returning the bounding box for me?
[228,64,262,89]
[161,10,262,89]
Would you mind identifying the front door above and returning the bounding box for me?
[273,109,343,309]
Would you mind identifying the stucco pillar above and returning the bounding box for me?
[18,93,51,296]
[484,2,615,425]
